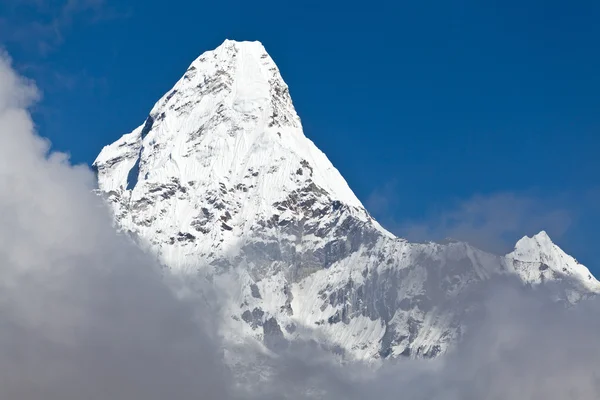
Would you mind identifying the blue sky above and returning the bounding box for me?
[1,0,599,270]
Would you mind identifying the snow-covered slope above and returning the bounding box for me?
[506,231,600,302]
[94,39,599,360]
[94,39,389,272]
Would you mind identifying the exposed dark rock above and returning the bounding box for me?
[263,317,287,352]
[126,153,141,190]
[140,115,154,139]
[176,232,196,242]
[250,283,261,299]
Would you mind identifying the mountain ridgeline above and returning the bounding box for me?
[93,40,599,360]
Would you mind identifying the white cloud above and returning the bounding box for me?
[251,281,600,400]
[2,50,600,400]
[367,183,573,254]
[0,51,231,400]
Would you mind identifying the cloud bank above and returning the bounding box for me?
[0,51,230,400]
[2,51,600,400]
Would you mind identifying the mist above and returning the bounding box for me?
[0,51,231,400]
[2,51,600,400]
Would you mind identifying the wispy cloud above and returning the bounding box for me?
[231,280,600,400]
[367,183,574,254]
[0,0,128,55]
[401,192,573,253]
[51,69,108,91]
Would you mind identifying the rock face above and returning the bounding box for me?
[94,39,600,360]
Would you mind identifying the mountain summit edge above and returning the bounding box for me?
[93,40,599,360]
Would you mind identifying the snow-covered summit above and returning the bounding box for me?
[94,39,390,270]
[507,231,600,295]
[94,40,599,360]
[96,39,363,208]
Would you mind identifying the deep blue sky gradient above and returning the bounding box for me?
[2,0,599,269]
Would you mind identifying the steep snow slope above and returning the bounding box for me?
[94,40,599,360]
[94,39,389,272]
[506,231,600,302]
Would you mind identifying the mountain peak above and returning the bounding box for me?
[94,40,387,269]
[512,230,554,253]
[189,39,273,77]
[507,230,600,295]
[93,41,598,362]
[219,38,265,48]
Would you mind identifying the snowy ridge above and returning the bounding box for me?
[94,40,599,360]
[506,231,600,302]
[94,40,366,209]
[94,39,390,272]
